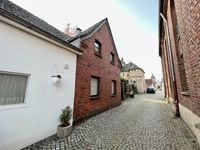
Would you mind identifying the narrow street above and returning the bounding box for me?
[24,92,199,150]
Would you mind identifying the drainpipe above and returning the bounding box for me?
[160,13,180,117]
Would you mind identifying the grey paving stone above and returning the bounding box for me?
[22,92,199,150]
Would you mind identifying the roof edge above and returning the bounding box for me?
[0,9,83,54]
[68,18,107,43]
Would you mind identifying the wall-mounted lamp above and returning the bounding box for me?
[51,75,62,83]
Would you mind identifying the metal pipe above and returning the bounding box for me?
[160,13,175,81]
[160,13,180,117]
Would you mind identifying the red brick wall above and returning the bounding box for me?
[74,22,121,121]
[162,0,200,117]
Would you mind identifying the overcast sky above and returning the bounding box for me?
[10,0,162,80]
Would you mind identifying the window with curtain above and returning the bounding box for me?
[0,72,28,105]
[111,80,116,96]
[90,77,99,97]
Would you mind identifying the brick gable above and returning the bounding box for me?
[74,22,122,122]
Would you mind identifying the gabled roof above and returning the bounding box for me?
[121,62,144,73]
[0,0,82,54]
[70,18,122,68]
[68,18,107,42]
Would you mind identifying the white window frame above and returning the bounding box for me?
[110,53,115,64]
[90,76,99,97]
[111,80,116,96]
[0,70,30,111]
[94,40,101,55]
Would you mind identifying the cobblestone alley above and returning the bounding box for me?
[24,92,199,150]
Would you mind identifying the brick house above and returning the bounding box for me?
[145,79,153,89]
[145,74,157,90]
[159,0,200,144]
[69,19,122,122]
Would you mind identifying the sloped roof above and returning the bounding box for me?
[151,74,156,79]
[0,0,82,54]
[69,18,107,42]
[121,62,144,73]
[70,18,122,68]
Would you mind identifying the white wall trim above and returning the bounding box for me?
[0,20,77,150]
[0,16,82,55]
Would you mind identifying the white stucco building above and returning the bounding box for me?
[121,60,145,93]
[0,1,82,150]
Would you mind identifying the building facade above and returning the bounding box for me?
[69,19,122,122]
[0,1,82,149]
[121,61,145,93]
[159,0,200,145]
[145,74,157,90]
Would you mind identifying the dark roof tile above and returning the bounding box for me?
[0,0,82,51]
[121,62,144,73]
[69,18,107,42]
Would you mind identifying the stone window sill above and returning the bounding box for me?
[181,91,190,96]
[110,62,115,66]
[90,96,100,100]
[111,94,116,97]
[94,52,102,58]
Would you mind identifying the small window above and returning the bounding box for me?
[90,76,99,97]
[111,80,116,96]
[94,40,101,55]
[110,53,115,65]
[0,72,28,105]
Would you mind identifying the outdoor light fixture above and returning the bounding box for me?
[51,75,62,83]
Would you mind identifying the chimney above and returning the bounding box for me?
[75,28,82,35]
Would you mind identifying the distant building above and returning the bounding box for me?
[121,61,145,93]
[155,80,163,91]
[151,74,156,86]
[145,79,154,89]
[145,74,157,90]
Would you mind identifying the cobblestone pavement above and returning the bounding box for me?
[23,92,199,150]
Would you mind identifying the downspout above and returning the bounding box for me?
[160,13,180,117]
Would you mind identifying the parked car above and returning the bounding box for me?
[147,88,155,94]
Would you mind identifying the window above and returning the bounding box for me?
[111,80,116,96]
[110,53,115,65]
[0,72,28,105]
[94,40,101,55]
[170,0,188,93]
[90,76,99,97]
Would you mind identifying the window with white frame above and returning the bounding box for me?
[110,53,115,65]
[90,76,99,97]
[0,72,28,105]
[94,40,101,55]
[111,80,116,96]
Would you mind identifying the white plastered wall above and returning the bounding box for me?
[0,20,77,150]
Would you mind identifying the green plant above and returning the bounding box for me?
[132,84,138,94]
[59,106,72,127]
